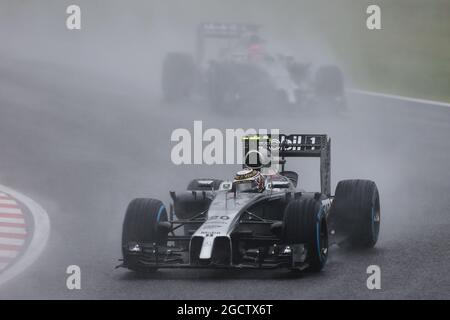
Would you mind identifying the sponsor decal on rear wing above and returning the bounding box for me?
[275,134,328,157]
[243,134,329,158]
[198,23,260,38]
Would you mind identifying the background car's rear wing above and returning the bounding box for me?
[198,23,260,38]
[243,134,331,196]
[196,22,261,63]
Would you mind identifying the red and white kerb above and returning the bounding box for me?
[0,192,28,272]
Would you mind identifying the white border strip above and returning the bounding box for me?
[349,89,450,108]
[0,184,50,286]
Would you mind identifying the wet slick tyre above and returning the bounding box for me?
[331,180,380,249]
[315,65,344,98]
[314,65,346,112]
[161,52,196,102]
[122,198,168,273]
[283,198,328,272]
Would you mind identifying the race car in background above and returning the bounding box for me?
[161,23,346,111]
[119,134,380,273]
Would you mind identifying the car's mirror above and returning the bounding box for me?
[219,181,233,191]
[157,221,171,234]
[271,181,290,189]
[270,221,283,237]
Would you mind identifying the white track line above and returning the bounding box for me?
[349,89,450,108]
[0,185,50,286]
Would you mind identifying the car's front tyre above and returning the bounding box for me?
[283,198,328,272]
[121,198,168,273]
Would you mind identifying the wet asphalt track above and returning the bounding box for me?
[0,57,450,300]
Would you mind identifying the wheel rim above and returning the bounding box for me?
[371,196,381,242]
[317,219,328,262]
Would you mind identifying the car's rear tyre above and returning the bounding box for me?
[122,198,168,272]
[283,198,328,272]
[162,52,197,102]
[207,62,239,109]
[315,65,344,98]
[331,180,380,249]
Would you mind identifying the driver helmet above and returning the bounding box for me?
[246,34,264,60]
[233,168,265,193]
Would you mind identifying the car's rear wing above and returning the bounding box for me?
[243,134,331,196]
[198,23,260,39]
[196,22,261,63]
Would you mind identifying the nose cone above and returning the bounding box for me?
[196,235,232,265]
[199,235,215,260]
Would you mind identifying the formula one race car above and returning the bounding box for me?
[161,23,346,110]
[119,134,380,273]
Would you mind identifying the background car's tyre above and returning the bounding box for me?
[207,62,238,109]
[122,198,168,272]
[315,65,344,98]
[161,52,196,102]
[283,198,328,272]
[331,180,380,249]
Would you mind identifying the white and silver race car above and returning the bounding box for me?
[119,134,380,273]
[161,23,346,110]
